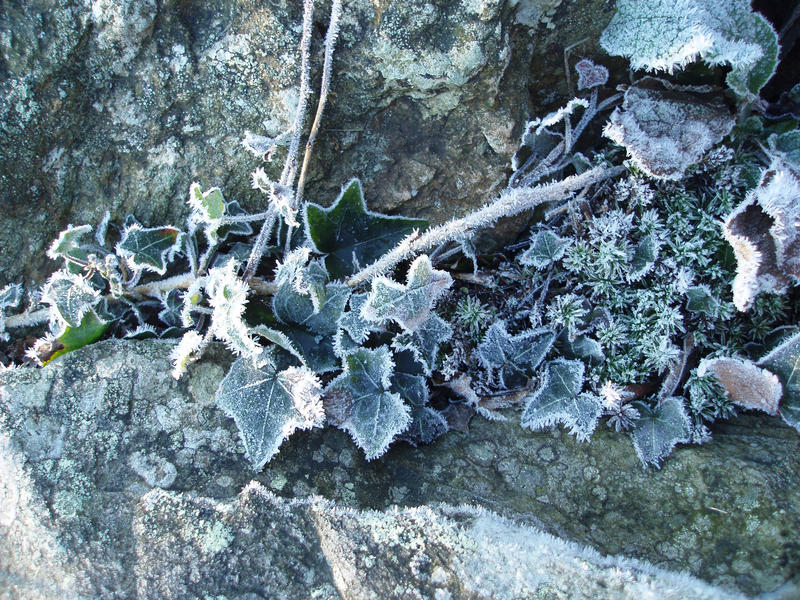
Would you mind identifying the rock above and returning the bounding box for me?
[1,339,799,597]
[0,0,616,288]
[133,484,739,600]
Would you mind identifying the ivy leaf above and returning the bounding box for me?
[518,230,571,269]
[206,261,261,359]
[630,397,691,468]
[216,349,324,470]
[116,224,182,275]
[391,314,453,376]
[273,279,350,338]
[393,370,448,447]
[40,271,101,331]
[217,201,254,243]
[158,289,184,328]
[685,285,718,317]
[326,346,411,460]
[627,234,660,281]
[758,332,800,432]
[189,183,225,222]
[362,255,453,332]
[339,292,376,345]
[768,131,800,169]
[521,359,601,441]
[305,179,428,279]
[478,321,556,387]
[45,312,111,365]
[46,224,92,264]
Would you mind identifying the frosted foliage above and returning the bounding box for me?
[478,321,555,386]
[521,359,601,441]
[518,230,571,270]
[206,261,260,359]
[758,331,800,431]
[604,78,735,180]
[327,347,411,460]
[47,224,92,261]
[630,397,691,468]
[216,350,324,470]
[575,58,609,90]
[600,0,778,96]
[362,255,453,332]
[338,292,373,345]
[40,271,101,332]
[723,162,800,311]
[697,356,781,415]
[392,314,453,376]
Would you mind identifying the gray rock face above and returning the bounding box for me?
[1,340,799,598]
[0,0,615,288]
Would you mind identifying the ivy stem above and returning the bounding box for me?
[345,165,626,288]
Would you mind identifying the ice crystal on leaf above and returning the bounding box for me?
[216,348,324,470]
[630,398,691,468]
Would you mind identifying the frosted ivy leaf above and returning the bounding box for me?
[116,224,182,275]
[327,346,411,460]
[391,314,453,376]
[685,285,718,317]
[518,230,570,270]
[188,183,225,222]
[216,349,324,470]
[604,78,735,180]
[362,255,453,333]
[392,370,448,447]
[575,58,609,90]
[723,161,800,311]
[697,356,781,415]
[600,0,778,97]
[630,397,691,468]
[158,289,184,328]
[338,292,375,345]
[40,270,101,332]
[47,224,92,263]
[627,234,660,282]
[768,131,800,169]
[477,322,555,387]
[273,277,350,338]
[521,359,601,441]
[758,331,800,431]
[206,261,260,359]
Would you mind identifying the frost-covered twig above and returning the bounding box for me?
[346,165,625,287]
[295,0,342,210]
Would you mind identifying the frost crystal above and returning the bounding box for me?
[604,78,735,180]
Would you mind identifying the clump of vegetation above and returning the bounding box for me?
[1,0,798,469]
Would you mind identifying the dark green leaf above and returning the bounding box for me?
[630,398,691,468]
[758,332,800,432]
[305,179,428,279]
[116,224,182,275]
[46,312,110,364]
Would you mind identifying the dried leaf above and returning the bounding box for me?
[697,356,781,415]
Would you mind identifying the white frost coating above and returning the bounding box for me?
[723,161,800,311]
[697,357,782,415]
[603,78,735,180]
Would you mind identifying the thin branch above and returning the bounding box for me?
[346,165,625,287]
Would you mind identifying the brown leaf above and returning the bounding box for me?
[698,356,782,415]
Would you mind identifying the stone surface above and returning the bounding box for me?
[0,0,616,288]
[1,339,799,598]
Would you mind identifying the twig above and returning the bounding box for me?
[346,165,625,287]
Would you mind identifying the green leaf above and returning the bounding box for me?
[116,224,182,275]
[46,312,110,364]
[630,398,691,468]
[216,349,324,470]
[305,179,428,279]
[338,292,375,345]
[206,261,261,359]
[685,285,718,317]
[600,0,778,97]
[46,224,92,264]
[392,368,448,447]
[521,359,600,441]
[40,271,101,330]
[628,233,659,281]
[391,314,453,376]
[478,321,555,387]
[362,255,452,332]
[758,332,800,432]
[768,131,800,169]
[189,183,225,221]
[0,283,22,309]
[326,346,411,460]
[518,230,571,269]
